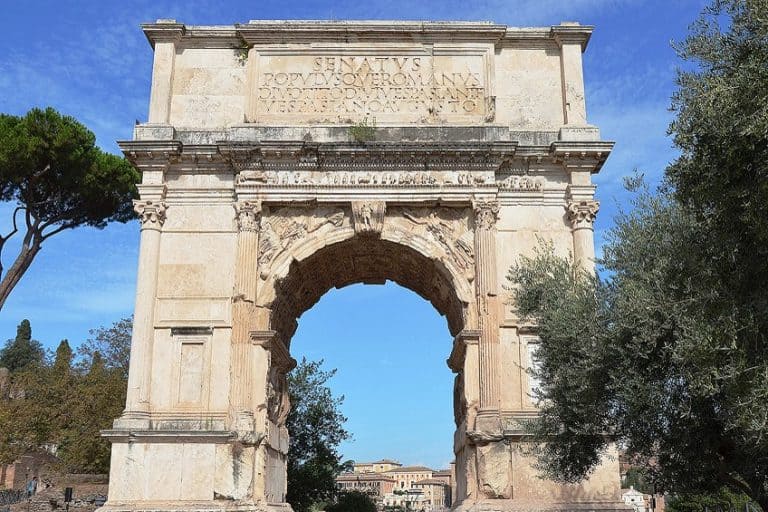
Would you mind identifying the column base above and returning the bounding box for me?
[113,411,151,430]
[453,499,631,512]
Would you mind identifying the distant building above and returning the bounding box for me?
[383,488,429,510]
[622,486,648,512]
[354,459,403,474]
[336,472,395,499]
[336,460,454,510]
[414,478,451,508]
[431,469,451,488]
[386,465,433,490]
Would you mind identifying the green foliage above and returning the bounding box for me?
[507,3,768,508]
[0,107,139,309]
[510,188,768,507]
[0,319,44,371]
[57,349,126,473]
[326,491,377,512]
[233,36,251,65]
[0,318,128,473]
[668,0,768,295]
[286,358,350,512]
[348,118,376,143]
[622,468,654,495]
[667,487,753,512]
[77,316,131,378]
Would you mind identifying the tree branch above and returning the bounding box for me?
[23,208,33,236]
[0,206,24,244]
[40,221,80,241]
[0,206,26,278]
[717,459,755,502]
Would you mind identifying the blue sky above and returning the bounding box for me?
[0,0,707,469]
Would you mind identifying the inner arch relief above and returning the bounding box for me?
[104,19,621,512]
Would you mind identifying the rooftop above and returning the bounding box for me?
[415,479,448,486]
[357,459,401,465]
[386,465,433,473]
[338,473,395,481]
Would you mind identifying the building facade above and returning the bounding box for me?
[336,472,396,499]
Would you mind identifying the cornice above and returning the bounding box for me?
[119,140,183,166]
[550,24,594,51]
[139,20,591,50]
[119,138,613,177]
[101,429,235,443]
[141,20,186,48]
[550,140,614,174]
[237,20,507,44]
[220,140,518,173]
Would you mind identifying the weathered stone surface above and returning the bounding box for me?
[101,18,622,512]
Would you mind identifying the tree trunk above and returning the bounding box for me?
[0,238,42,310]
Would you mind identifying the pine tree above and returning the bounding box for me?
[0,319,44,371]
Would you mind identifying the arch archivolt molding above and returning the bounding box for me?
[252,201,478,322]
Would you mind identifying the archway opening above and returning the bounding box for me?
[269,236,468,343]
[291,282,455,500]
[267,234,469,509]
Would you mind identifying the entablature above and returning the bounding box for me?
[119,134,612,205]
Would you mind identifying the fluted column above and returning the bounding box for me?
[473,200,501,412]
[566,199,599,272]
[230,201,262,427]
[124,200,166,418]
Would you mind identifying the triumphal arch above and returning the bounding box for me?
[102,19,622,512]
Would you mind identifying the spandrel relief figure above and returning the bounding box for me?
[258,208,346,275]
[281,220,309,247]
[402,209,474,270]
[258,220,280,267]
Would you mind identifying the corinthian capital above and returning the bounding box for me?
[473,201,500,230]
[566,200,600,229]
[134,200,167,229]
[235,200,261,232]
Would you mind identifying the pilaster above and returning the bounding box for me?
[116,141,180,427]
[142,20,184,124]
[473,200,501,414]
[552,23,592,126]
[230,200,262,430]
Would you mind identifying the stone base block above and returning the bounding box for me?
[97,501,293,512]
[453,499,631,512]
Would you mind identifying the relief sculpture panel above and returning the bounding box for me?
[387,206,474,278]
[258,205,347,278]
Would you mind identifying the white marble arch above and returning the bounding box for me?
[101,18,624,512]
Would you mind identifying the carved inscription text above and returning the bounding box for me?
[254,54,487,120]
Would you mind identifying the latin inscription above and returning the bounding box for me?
[253,54,487,120]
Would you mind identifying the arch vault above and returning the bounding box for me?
[102,19,624,512]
